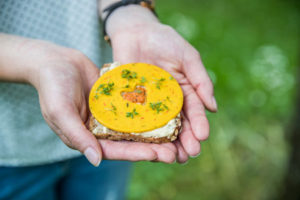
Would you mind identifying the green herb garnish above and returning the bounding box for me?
[122,69,137,80]
[156,78,165,89]
[126,108,138,119]
[111,103,117,114]
[150,102,163,113]
[97,84,104,90]
[132,72,137,78]
[149,101,169,113]
[163,104,169,110]
[106,103,117,115]
[140,76,147,83]
[169,76,174,80]
[124,84,130,88]
[166,96,171,102]
[95,82,114,96]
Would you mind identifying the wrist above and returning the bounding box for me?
[0,34,40,85]
[106,4,159,40]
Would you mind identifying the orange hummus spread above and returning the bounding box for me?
[89,63,183,133]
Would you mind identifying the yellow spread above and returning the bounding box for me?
[89,63,183,133]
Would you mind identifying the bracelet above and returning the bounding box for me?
[102,0,157,44]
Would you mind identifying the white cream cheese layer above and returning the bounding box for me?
[92,62,179,138]
[92,115,178,138]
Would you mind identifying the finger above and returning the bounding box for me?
[100,139,176,163]
[181,85,210,141]
[160,142,178,155]
[99,140,157,161]
[182,48,217,112]
[150,144,177,164]
[179,116,201,157]
[52,103,102,167]
[174,140,189,164]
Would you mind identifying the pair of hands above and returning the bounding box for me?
[25,9,216,166]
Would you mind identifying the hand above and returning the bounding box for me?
[21,39,177,165]
[107,7,217,163]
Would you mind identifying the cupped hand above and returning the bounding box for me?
[26,40,178,166]
[109,22,217,163]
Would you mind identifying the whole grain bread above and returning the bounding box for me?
[89,115,182,143]
[88,63,182,143]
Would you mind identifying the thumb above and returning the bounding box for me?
[52,104,102,167]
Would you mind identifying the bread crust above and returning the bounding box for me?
[88,63,182,143]
[89,115,182,143]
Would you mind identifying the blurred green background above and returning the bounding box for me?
[127,0,300,199]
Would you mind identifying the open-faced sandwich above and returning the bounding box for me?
[88,62,183,143]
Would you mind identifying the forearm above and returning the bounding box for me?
[0,33,37,84]
[99,0,158,38]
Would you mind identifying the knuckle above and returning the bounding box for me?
[192,110,206,119]
[66,49,86,64]
[59,134,74,149]
[184,48,201,64]
[47,104,60,119]
[205,79,214,91]
[66,133,82,151]
[196,79,214,94]
[73,49,86,61]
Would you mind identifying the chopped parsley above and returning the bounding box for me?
[95,82,114,96]
[166,96,171,102]
[126,108,138,119]
[140,76,147,83]
[149,101,169,113]
[106,103,117,115]
[124,84,130,88]
[163,104,169,110]
[169,76,174,80]
[122,69,137,80]
[156,78,165,89]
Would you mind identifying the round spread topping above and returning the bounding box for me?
[89,63,183,133]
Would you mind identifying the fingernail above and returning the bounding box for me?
[191,152,201,158]
[180,160,189,165]
[84,147,101,167]
[212,96,218,111]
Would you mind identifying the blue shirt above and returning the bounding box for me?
[0,0,112,166]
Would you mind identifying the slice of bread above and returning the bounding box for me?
[88,63,182,143]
